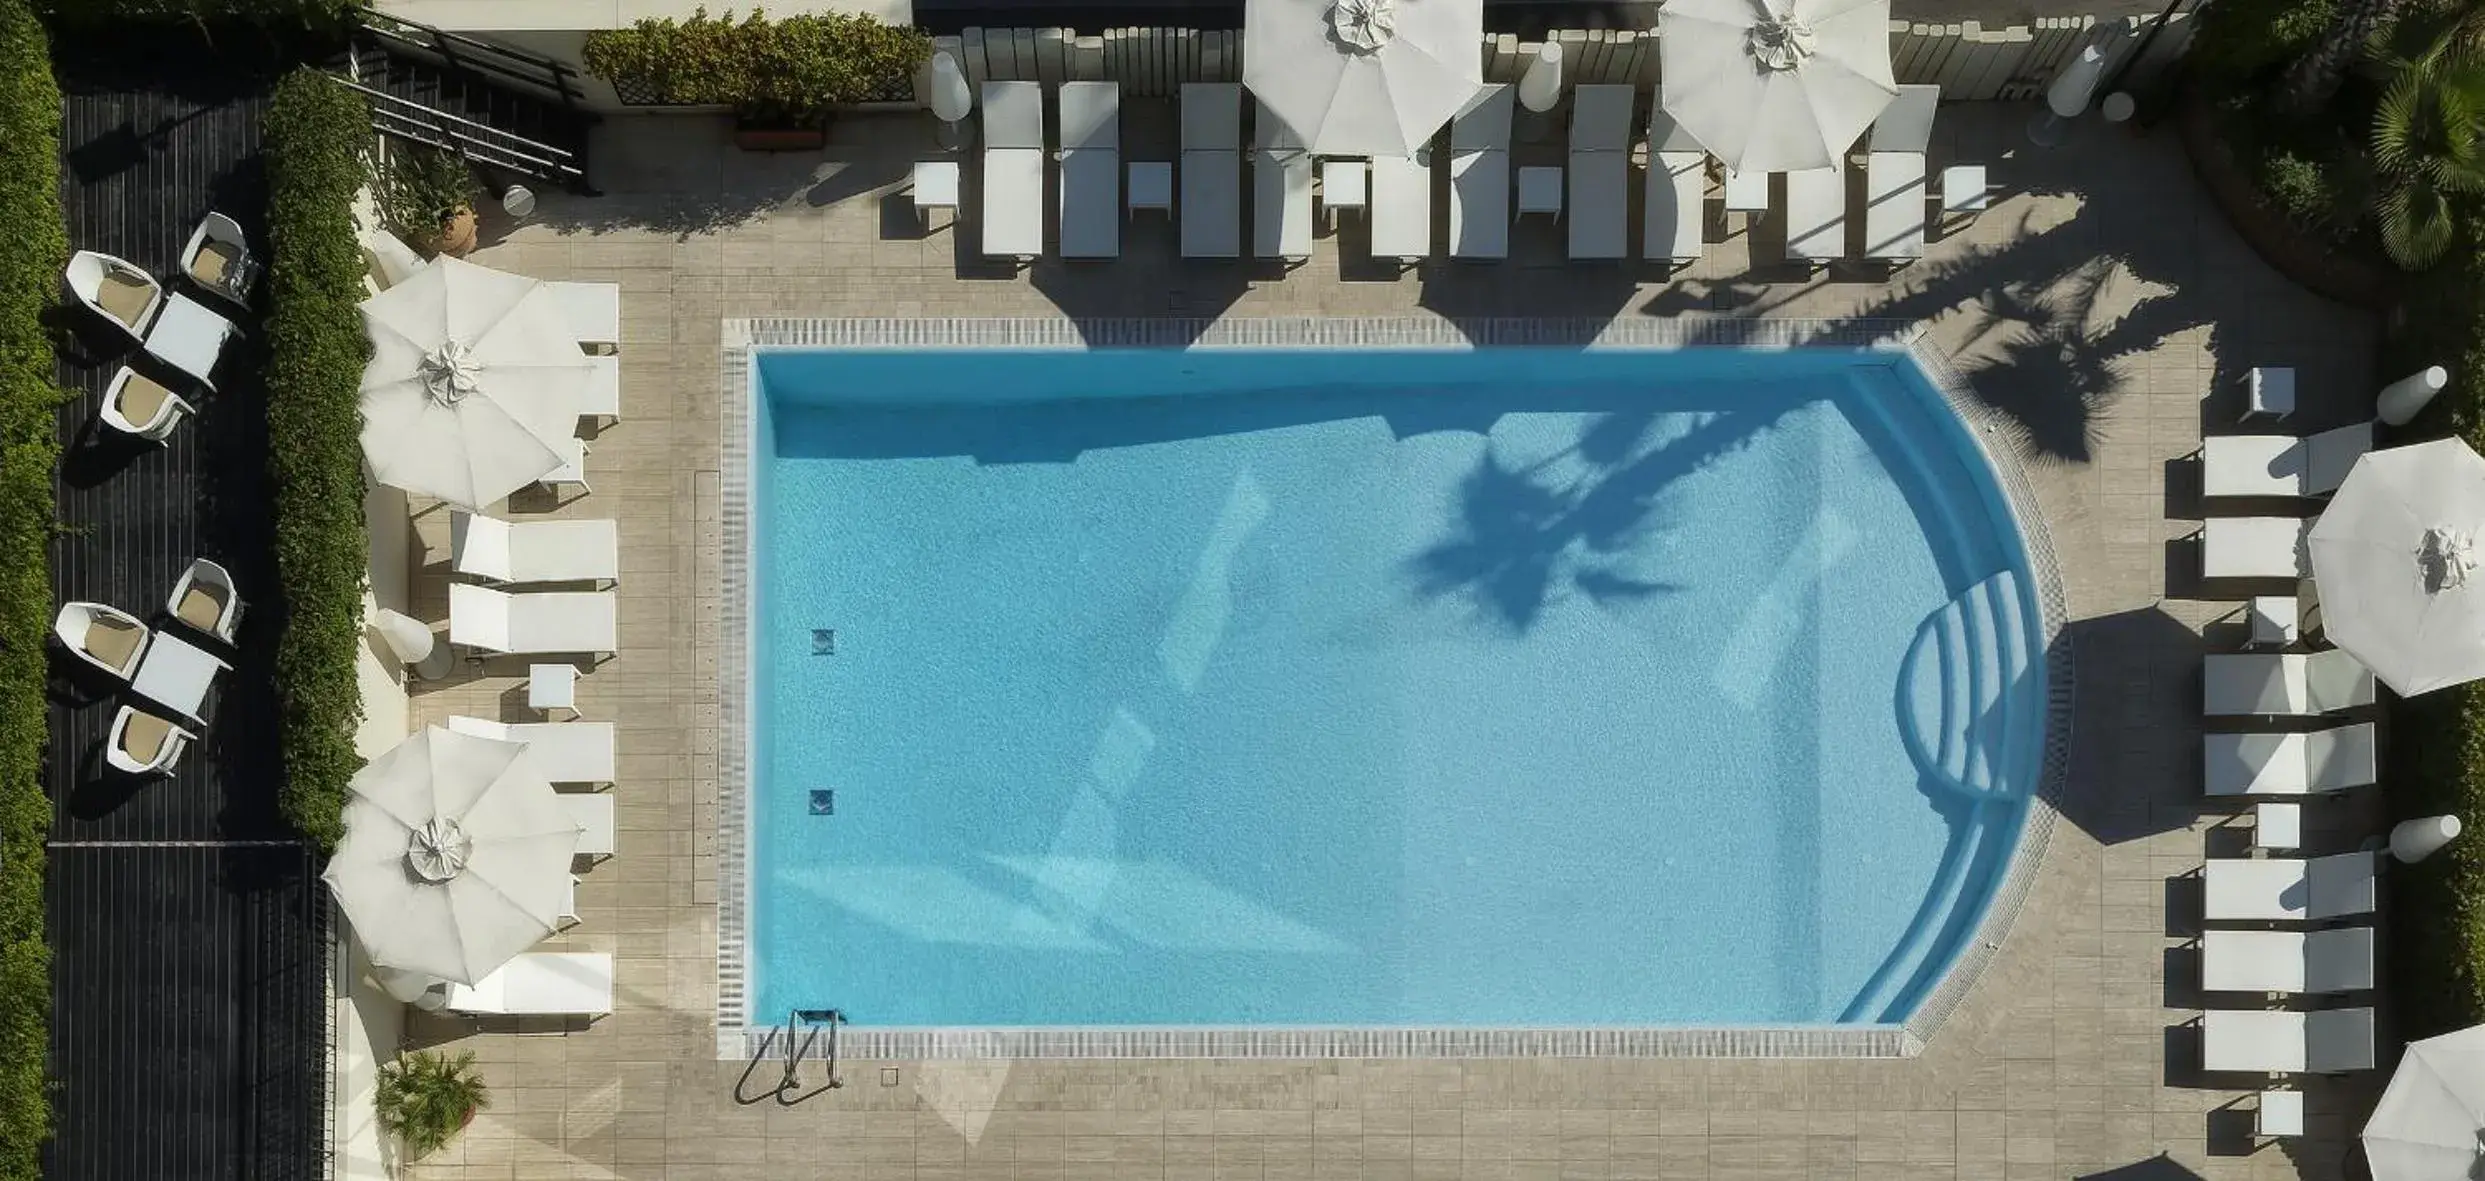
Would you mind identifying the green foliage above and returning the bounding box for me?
[371,143,478,251]
[2191,0,2338,85]
[0,0,61,1170]
[2258,148,2352,230]
[31,0,357,29]
[262,69,370,851]
[376,1051,489,1158]
[2372,39,2485,266]
[582,7,931,120]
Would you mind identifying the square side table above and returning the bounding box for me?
[912,161,960,229]
[1516,166,1564,217]
[1320,159,1369,227]
[529,662,579,721]
[1126,161,1174,214]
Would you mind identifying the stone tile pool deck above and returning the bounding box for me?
[396,101,2382,1180]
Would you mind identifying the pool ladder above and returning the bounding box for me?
[734,1007,844,1105]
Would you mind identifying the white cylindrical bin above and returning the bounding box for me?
[2392,814,2464,864]
[2029,45,2109,148]
[1518,42,1564,113]
[927,51,974,149]
[372,607,455,680]
[2379,365,2451,426]
[2100,92,2136,124]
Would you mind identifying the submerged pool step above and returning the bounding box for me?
[1898,570,2034,801]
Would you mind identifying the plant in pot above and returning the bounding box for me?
[376,1050,490,1159]
[374,144,483,258]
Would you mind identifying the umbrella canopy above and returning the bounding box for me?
[2366,1024,2485,1180]
[1657,0,1897,172]
[2309,439,2485,697]
[359,256,595,510]
[321,725,581,985]
[1245,0,1483,156]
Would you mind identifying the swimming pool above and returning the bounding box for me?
[738,332,2048,1041]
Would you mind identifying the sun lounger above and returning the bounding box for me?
[443,951,615,1017]
[2204,1007,2375,1073]
[578,354,620,424]
[2203,928,2375,994]
[1786,167,1847,264]
[1058,81,1121,260]
[180,211,256,309]
[1644,110,1707,265]
[1863,85,1938,263]
[106,705,193,776]
[1448,85,1512,260]
[2205,650,2376,716]
[167,557,243,643]
[1568,84,1634,260]
[546,281,620,354]
[2205,724,2377,796]
[559,792,616,858]
[448,583,618,657]
[2202,423,2374,499]
[1369,152,1433,264]
[446,716,617,784]
[2203,517,2311,580]
[450,512,619,585]
[981,81,1046,261]
[1180,83,1242,259]
[67,250,162,343]
[2204,852,2378,921]
[54,601,149,680]
[100,366,192,443]
[1251,99,1313,261]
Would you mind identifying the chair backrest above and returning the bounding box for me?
[1252,98,1304,151]
[1569,85,1636,152]
[449,511,514,580]
[1647,108,1705,154]
[981,81,1045,150]
[1059,81,1120,152]
[1450,84,1513,152]
[1182,82,1241,152]
[1868,84,1942,153]
[447,583,513,650]
[2304,1007,2375,1072]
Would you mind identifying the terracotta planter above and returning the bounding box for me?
[734,123,827,152]
[434,206,478,259]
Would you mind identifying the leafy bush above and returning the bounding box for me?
[2258,149,2345,230]
[0,0,61,1170]
[32,0,356,29]
[2189,0,2337,86]
[262,69,371,851]
[377,1051,489,1158]
[371,143,478,253]
[582,7,931,119]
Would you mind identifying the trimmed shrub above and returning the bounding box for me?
[0,0,61,1170]
[262,69,370,851]
[31,0,356,29]
[582,8,931,117]
[2189,0,2337,87]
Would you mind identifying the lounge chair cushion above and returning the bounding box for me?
[188,240,242,292]
[175,581,230,634]
[97,269,156,330]
[85,615,144,673]
[116,372,174,426]
[119,711,173,763]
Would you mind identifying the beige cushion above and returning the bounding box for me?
[85,615,143,674]
[96,269,154,329]
[188,240,238,289]
[116,373,172,426]
[175,582,227,633]
[119,711,173,763]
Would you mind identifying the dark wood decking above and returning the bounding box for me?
[45,29,331,1181]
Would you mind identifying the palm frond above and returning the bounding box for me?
[2382,174,2461,267]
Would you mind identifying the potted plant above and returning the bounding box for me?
[376,1050,490,1159]
[583,9,932,151]
[373,144,482,257]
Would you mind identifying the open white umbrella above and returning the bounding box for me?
[2309,439,2485,697]
[321,725,581,985]
[359,256,594,510]
[1657,0,1898,172]
[2365,1024,2485,1180]
[1245,0,1482,156]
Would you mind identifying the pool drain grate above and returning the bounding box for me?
[812,628,835,655]
[809,790,834,815]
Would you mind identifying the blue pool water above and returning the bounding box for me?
[748,346,2043,1029]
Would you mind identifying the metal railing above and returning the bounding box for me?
[353,9,592,115]
[335,76,590,189]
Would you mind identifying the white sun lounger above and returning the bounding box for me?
[1568,84,1634,260]
[1251,99,1313,261]
[2203,928,2375,994]
[2203,517,2312,579]
[1786,167,1847,264]
[1369,152,1433,264]
[2202,423,2374,499]
[444,951,615,1017]
[2205,724,2377,795]
[1644,110,1707,265]
[2204,852,2378,922]
[1057,81,1121,260]
[981,81,1046,261]
[579,354,620,424]
[546,281,619,353]
[450,511,619,585]
[1864,85,1938,263]
[1447,84,1512,260]
[559,791,616,858]
[446,716,617,784]
[2205,650,2376,716]
[1180,83,1242,259]
[448,583,617,657]
[2204,1007,2375,1074]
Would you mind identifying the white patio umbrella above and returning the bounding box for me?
[2365,1023,2485,1180]
[321,725,582,985]
[359,255,595,510]
[1245,0,1483,156]
[1657,0,1898,173]
[2309,438,2485,697]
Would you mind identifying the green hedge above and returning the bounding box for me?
[0,0,61,1172]
[31,0,356,29]
[582,8,930,116]
[262,69,370,851]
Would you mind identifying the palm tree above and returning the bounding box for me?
[2285,0,2411,111]
[2372,34,2485,266]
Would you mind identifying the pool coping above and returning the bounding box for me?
[715,316,2071,1060]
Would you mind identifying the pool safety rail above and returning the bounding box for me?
[734,1007,846,1105]
[717,316,2072,1060]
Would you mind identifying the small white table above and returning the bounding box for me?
[2257,1089,2304,1138]
[1126,161,1174,215]
[2247,596,2298,648]
[132,629,228,719]
[529,662,579,721]
[1320,159,1368,226]
[1516,166,1564,218]
[1723,169,1771,213]
[2254,802,2303,852]
[911,161,959,229]
[142,292,236,390]
[2245,366,2298,420]
[1941,164,1990,217]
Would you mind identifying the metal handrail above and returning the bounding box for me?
[337,77,587,181]
[353,9,592,115]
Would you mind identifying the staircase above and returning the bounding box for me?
[339,11,600,194]
[1896,570,2039,802]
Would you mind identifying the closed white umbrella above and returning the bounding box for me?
[2365,1024,2485,1180]
[1245,0,1482,156]
[321,725,581,985]
[2309,439,2485,697]
[1657,0,1898,172]
[359,256,595,510]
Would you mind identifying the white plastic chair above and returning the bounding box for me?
[1785,167,1847,265]
[2201,928,2374,994]
[2204,1008,2375,1074]
[447,583,618,657]
[106,705,193,776]
[1448,85,1512,261]
[1567,85,1635,260]
[99,366,193,443]
[180,211,255,308]
[2204,649,2377,716]
[66,250,163,343]
[1644,110,1707,266]
[1180,83,1242,259]
[166,557,244,643]
[2204,852,2378,921]
[2204,724,2377,795]
[2202,423,2374,499]
[1863,85,1939,264]
[981,81,1046,261]
[449,511,619,585]
[1251,99,1313,262]
[1058,82,1122,260]
[54,601,150,680]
